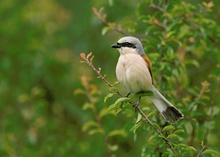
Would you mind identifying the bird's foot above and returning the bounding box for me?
[134,97,141,112]
[125,93,131,98]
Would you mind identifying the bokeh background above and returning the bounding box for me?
[1,0,220,156]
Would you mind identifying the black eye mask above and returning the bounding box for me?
[118,42,136,48]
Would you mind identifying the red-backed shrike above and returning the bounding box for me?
[111,36,184,123]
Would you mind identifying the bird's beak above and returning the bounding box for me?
[111,43,121,48]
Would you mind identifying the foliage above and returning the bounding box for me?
[79,0,220,157]
[0,0,220,156]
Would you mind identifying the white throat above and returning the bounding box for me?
[118,47,137,55]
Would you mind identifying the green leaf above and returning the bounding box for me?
[146,111,156,118]
[186,60,200,67]
[104,93,114,103]
[178,24,190,38]
[174,143,188,150]
[204,121,215,130]
[185,122,193,134]
[108,129,127,137]
[114,97,131,105]
[108,97,131,111]
[107,144,118,151]
[131,122,142,134]
[162,152,173,157]
[136,113,142,123]
[82,102,94,110]
[108,103,117,111]
[189,146,197,155]
[148,134,157,142]
[167,133,179,140]
[202,149,220,157]
[207,106,219,116]
[88,128,104,135]
[152,123,161,130]
[162,125,175,132]
[82,121,99,132]
[102,26,111,36]
[99,107,111,118]
[73,88,85,95]
[166,31,176,39]
[108,86,118,93]
[173,129,185,136]
[158,134,166,139]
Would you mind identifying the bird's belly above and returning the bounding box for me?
[116,54,152,93]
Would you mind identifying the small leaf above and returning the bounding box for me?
[114,97,131,106]
[175,143,188,149]
[185,122,193,134]
[202,149,220,156]
[88,128,104,135]
[98,67,102,72]
[131,122,142,134]
[166,31,176,39]
[86,52,92,59]
[108,129,127,137]
[99,107,110,118]
[204,121,215,130]
[102,26,111,36]
[73,89,85,95]
[173,129,185,136]
[167,133,178,140]
[186,60,200,67]
[82,121,99,132]
[82,102,94,110]
[158,134,166,139]
[162,125,175,132]
[148,134,157,142]
[80,53,86,58]
[107,144,118,151]
[152,123,161,130]
[107,97,131,113]
[162,152,172,157]
[104,93,114,103]
[189,146,197,154]
[108,103,117,111]
[99,7,104,12]
[207,106,219,116]
[99,107,109,118]
[136,113,142,123]
[146,111,156,118]
[108,86,118,93]
[90,55,94,62]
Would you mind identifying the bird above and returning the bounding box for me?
[111,36,184,123]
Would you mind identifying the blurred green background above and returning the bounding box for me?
[1,0,220,156]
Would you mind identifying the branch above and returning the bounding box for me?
[80,52,177,154]
[197,144,207,157]
[92,7,128,36]
[150,4,166,14]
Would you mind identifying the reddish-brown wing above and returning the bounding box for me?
[141,54,154,85]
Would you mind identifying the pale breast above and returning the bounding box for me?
[116,53,152,93]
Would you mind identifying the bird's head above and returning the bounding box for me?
[111,36,145,55]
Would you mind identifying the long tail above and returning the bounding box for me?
[150,85,184,123]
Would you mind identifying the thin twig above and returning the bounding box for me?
[197,145,207,157]
[92,7,128,36]
[150,4,166,14]
[80,52,177,154]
